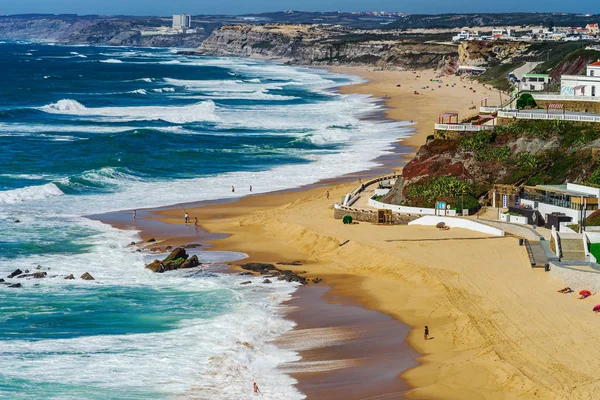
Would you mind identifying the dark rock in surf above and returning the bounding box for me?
[145,260,165,273]
[145,248,201,273]
[7,269,22,279]
[262,279,272,284]
[80,272,95,280]
[17,272,47,279]
[180,255,199,269]
[240,281,252,285]
[8,283,22,288]
[65,274,75,280]
[147,237,156,243]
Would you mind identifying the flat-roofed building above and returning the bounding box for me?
[172,14,191,31]
[520,183,600,225]
[519,73,550,91]
[561,62,600,97]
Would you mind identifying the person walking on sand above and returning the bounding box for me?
[424,326,429,340]
[184,212,189,224]
[194,217,198,226]
[253,382,261,394]
[326,190,330,200]
[232,186,235,193]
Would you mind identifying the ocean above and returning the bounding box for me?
[0,41,411,399]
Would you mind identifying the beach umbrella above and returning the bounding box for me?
[580,290,592,296]
[593,305,600,312]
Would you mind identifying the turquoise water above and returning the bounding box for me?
[0,41,410,399]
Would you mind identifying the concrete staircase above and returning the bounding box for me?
[560,238,586,261]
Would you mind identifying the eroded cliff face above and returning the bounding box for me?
[458,40,534,66]
[197,25,459,70]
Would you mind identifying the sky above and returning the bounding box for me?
[0,0,598,16]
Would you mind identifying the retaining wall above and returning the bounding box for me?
[408,216,504,236]
[334,205,416,225]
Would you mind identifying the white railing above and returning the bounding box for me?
[480,106,501,113]
[434,123,495,131]
[533,94,600,102]
[498,110,600,123]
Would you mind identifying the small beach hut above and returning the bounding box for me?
[438,112,459,125]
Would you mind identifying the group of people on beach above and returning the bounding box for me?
[557,287,600,311]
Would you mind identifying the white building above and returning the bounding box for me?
[173,14,192,31]
[519,73,550,91]
[452,30,480,42]
[520,183,600,225]
[561,61,600,97]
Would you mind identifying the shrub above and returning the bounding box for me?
[516,93,537,109]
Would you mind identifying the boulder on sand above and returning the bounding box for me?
[80,272,95,281]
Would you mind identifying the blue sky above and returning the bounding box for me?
[1,0,598,16]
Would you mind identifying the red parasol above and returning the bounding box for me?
[594,304,600,312]
[580,290,592,296]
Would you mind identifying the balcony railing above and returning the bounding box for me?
[434,123,495,131]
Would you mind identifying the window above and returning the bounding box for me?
[593,86,597,97]
[592,69,595,77]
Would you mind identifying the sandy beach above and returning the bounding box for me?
[102,68,600,399]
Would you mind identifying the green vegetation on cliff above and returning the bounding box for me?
[391,120,600,208]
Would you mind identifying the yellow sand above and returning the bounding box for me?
[153,70,600,399]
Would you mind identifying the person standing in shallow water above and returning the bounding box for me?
[424,326,429,340]
[232,186,235,193]
[250,185,253,192]
[184,212,189,224]
[253,382,261,394]
[133,210,136,220]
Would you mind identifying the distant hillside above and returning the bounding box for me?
[386,13,600,29]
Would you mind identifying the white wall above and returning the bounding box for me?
[520,199,595,224]
[409,216,505,236]
[561,75,600,96]
[567,183,600,198]
[368,197,457,216]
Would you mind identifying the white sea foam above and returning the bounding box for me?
[0,183,64,204]
[40,99,218,124]
[152,87,175,93]
[129,89,147,95]
[136,77,153,83]
[0,216,305,399]
[100,58,123,64]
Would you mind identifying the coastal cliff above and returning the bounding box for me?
[0,17,207,47]
[197,25,459,70]
[385,120,600,207]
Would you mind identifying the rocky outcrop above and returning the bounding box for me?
[17,272,47,279]
[7,269,22,279]
[385,120,598,207]
[239,262,309,284]
[145,247,201,273]
[198,25,458,70]
[0,17,206,48]
[458,41,534,66]
[81,272,95,281]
